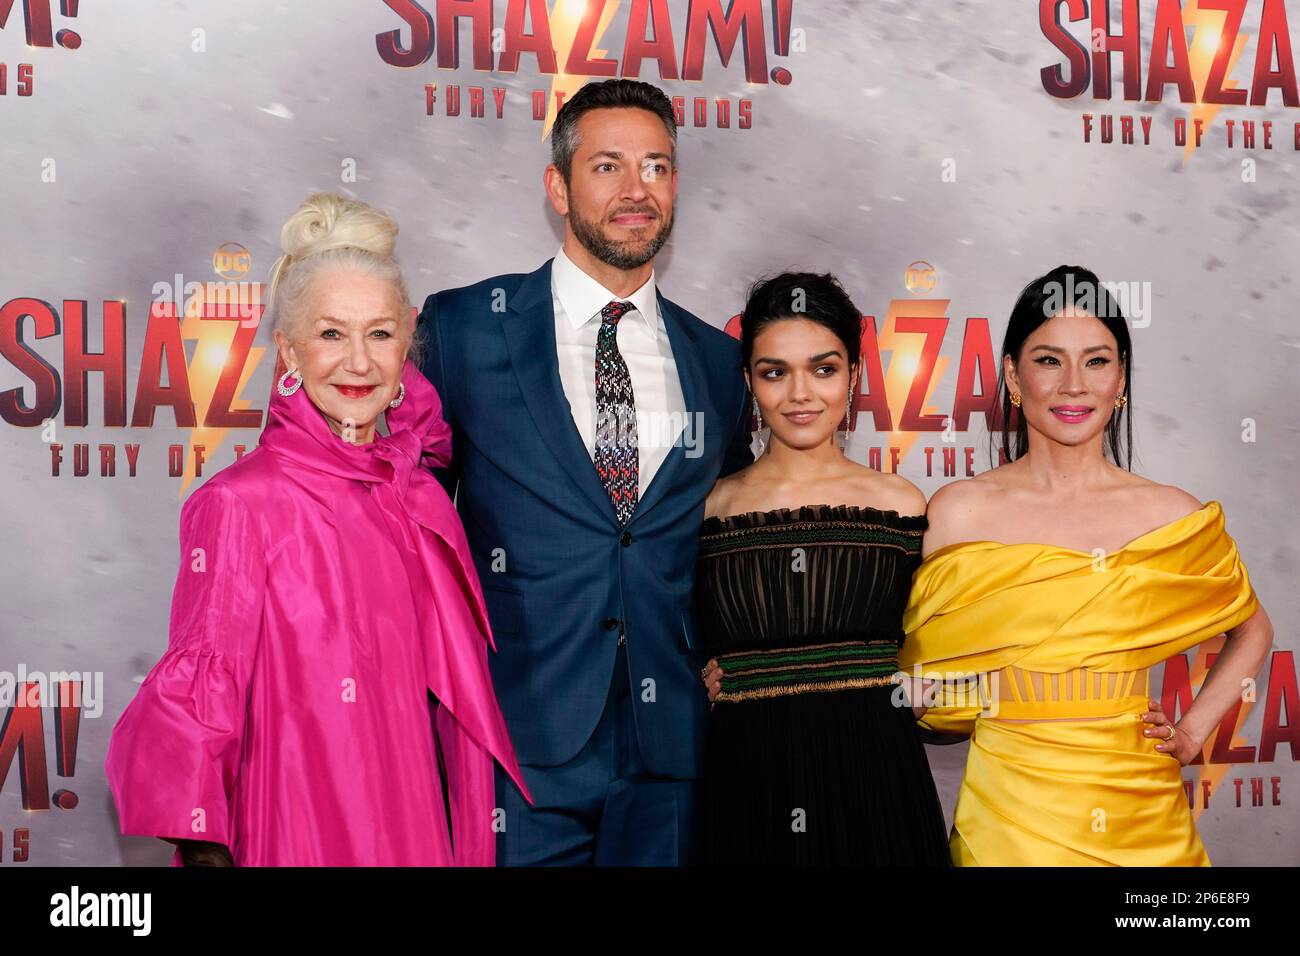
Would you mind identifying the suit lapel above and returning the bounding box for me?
[502,259,620,527]
[629,291,717,522]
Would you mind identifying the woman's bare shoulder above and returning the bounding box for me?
[1113,474,1204,526]
[842,465,926,517]
[926,471,1005,517]
[922,472,1008,556]
[704,470,749,520]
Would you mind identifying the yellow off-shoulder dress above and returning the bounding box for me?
[899,501,1258,867]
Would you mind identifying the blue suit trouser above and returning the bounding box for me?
[494,643,699,866]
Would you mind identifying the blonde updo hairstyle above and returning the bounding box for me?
[266,192,419,367]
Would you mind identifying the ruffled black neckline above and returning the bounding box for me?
[701,503,928,534]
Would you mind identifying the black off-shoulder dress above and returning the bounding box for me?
[696,504,950,866]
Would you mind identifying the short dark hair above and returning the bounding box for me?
[739,272,864,372]
[550,79,677,182]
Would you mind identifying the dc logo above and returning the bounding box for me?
[905,260,937,295]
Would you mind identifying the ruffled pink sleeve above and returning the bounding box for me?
[104,481,267,860]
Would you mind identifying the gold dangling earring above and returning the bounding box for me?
[1010,392,1022,408]
[752,395,768,455]
[1114,395,1127,409]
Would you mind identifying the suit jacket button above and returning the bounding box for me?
[602,618,619,631]
[620,531,632,547]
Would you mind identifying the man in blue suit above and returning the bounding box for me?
[417,79,752,865]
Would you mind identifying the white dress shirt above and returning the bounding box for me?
[551,246,686,498]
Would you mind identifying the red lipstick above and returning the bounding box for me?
[334,384,377,400]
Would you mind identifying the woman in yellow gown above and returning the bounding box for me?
[900,266,1273,867]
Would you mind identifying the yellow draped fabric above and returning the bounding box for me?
[899,501,1258,867]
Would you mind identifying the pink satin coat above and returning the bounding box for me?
[105,360,528,865]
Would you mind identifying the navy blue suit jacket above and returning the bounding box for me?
[417,259,752,778]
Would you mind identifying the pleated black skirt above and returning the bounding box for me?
[702,683,951,866]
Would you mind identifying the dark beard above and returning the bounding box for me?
[568,203,674,271]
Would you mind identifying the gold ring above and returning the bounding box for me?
[1166,725,1177,741]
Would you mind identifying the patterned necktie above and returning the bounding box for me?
[594,300,639,524]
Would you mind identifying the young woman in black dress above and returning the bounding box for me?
[696,272,949,865]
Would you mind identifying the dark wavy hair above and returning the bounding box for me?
[739,272,863,374]
[994,265,1134,469]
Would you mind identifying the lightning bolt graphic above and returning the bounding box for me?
[877,299,950,468]
[1183,0,1251,164]
[543,0,623,140]
[177,282,266,498]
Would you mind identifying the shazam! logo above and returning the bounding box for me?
[0,0,83,49]
[380,0,802,133]
[1039,0,1300,158]
[0,0,85,97]
[155,242,267,493]
[0,242,268,485]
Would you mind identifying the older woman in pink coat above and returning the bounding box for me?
[105,193,527,866]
